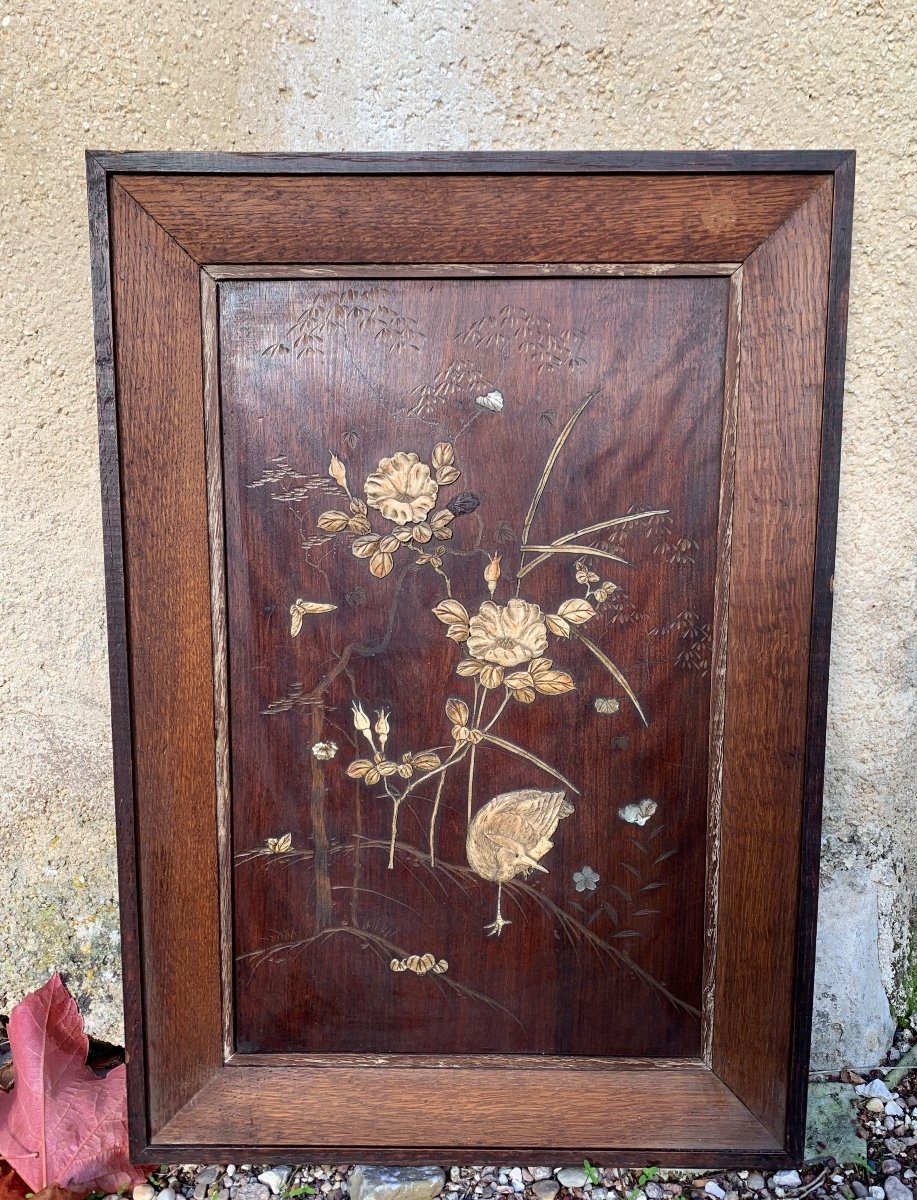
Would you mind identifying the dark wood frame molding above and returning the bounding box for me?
[86,150,854,1166]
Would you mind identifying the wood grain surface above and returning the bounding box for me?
[115,173,827,266]
[108,181,223,1131]
[219,275,729,1058]
[712,178,834,1136]
[152,1061,783,1158]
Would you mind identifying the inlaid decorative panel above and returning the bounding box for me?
[89,151,853,1163]
[219,275,728,1057]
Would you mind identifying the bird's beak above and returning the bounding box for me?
[518,855,549,873]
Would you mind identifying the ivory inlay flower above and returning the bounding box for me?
[364,451,439,526]
[466,598,549,668]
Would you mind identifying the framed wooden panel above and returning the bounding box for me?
[86,150,854,1165]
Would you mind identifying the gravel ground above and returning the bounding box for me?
[132,1020,917,1200]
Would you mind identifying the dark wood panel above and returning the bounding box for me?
[153,1063,782,1156]
[712,179,833,1136]
[219,275,728,1058]
[108,181,223,1129]
[115,173,826,265]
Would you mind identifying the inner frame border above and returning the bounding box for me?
[202,261,743,1068]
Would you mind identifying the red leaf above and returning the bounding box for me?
[0,975,144,1193]
[0,1162,30,1200]
[33,1187,88,1200]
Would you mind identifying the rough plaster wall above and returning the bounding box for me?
[0,0,914,1067]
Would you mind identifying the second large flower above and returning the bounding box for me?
[466,598,549,668]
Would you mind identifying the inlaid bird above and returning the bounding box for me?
[466,788,574,936]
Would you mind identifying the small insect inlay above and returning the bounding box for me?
[289,597,337,637]
[390,953,449,975]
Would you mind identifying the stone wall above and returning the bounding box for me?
[1,0,913,1068]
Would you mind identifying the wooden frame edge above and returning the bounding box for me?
[105,176,225,1135]
[86,152,150,1150]
[783,150,855,1159]
[140,1061,785,1166]
[86,148,854,176]
[200,271,235,1063]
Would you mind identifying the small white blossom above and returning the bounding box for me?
[573,865,600,893]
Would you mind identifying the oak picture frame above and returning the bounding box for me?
[86,150,854,1166]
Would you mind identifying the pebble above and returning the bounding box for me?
[884,1183,914,1200]
[556,1169,589,1189]
[858,1080,895,1102]
[773,1174,801,1191]
[852,1183,869,1198]
[646,1186,665,1200]
[348,1167,445,1200]
[867,1098,887,1113]
[199,1171,222,1187]
[592,1190,608,1200]
[868,1188,885,1200]
[883,1162,903,1176]
[231,1185,270,1200]
[704,1184,726,1199]
[135,1188,156,1200]
[157,1190,177,1200]
[746,1177,766,1193]
[531,1170,554,1183]
[532,1185,559,1200]
[886,1101,906,1116]
[258,1170,292,1196]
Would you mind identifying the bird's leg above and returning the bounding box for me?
[485,882,512,937]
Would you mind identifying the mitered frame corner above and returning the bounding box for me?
[86,150,855,1164]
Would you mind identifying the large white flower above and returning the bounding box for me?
[466,598,549,668]
[364,451,439,526]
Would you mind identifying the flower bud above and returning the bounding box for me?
[352,700,372,738]
[484,553,502,597]
[432,442,455,469]
[374,708,390,752]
